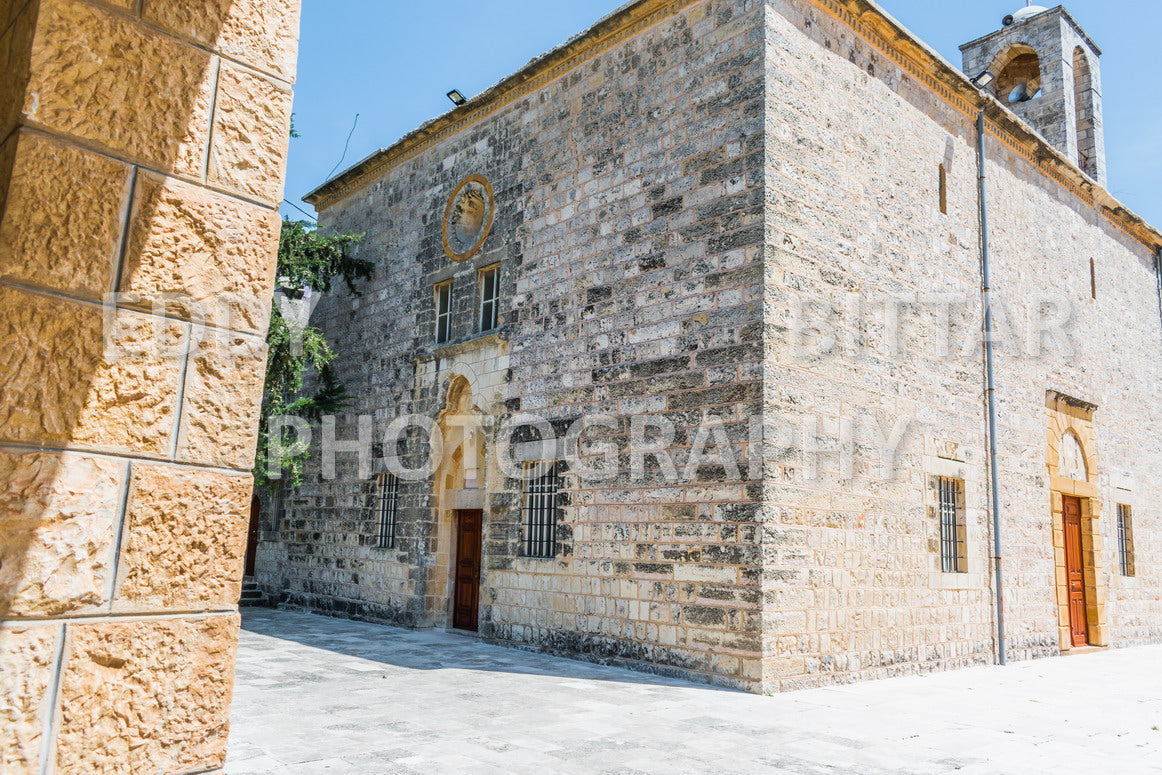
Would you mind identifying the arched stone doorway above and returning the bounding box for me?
[428,375,489,630]
[1045,393,1106,649]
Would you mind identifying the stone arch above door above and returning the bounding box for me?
[1045,392,1098,497]
[1044,392,1107,649]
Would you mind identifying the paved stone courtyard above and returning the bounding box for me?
[227,609,1161,774]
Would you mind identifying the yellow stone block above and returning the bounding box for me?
[120,171,280,334]
[207,63,292,206]
[0,622,58,772]
[176,330,267,470]
[143,0,300,80]
[0,450,126,616]
[54,614,239,773]
[1091,625,1108,647]
[0,288,185,456]
[0,130,132,298]
[113,463,251,612]
[23,0,214,177]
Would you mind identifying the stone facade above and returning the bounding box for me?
[260,0,1161,693]
[0,0,299,771]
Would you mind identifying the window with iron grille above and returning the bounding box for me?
[435,281,453,345]
[522,461,558,559]
[937,476,967,573]
[479,265,500,333]
[374,473,399,549]
[1117,504,1135,577]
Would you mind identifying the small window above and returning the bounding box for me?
[1089,258,1097,300]
[375,473,400,549]
[522,461,559,559]
[435,281,453,345]
[1117,504,1135,577]
[937,476,967,573]
[478,265,500,333]
[938,165,948,215]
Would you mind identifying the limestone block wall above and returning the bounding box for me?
[257,0,1159,695]
[760,0,1160,689]
[0,1,299,772]
[264,0,771,690]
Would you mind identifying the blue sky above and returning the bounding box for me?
[283,1,1162,227]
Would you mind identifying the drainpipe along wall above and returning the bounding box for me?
[977,109,1007,666]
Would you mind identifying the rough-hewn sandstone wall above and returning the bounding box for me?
[0,0,299,770]
[760,0,1161,689]
[264,0,771,690]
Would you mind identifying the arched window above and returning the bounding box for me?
[1073,47,1098,177]
[1059,430,1088,482]
[991,45,1043,104]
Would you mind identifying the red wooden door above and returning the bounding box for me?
[1063,496,1090,647]
[452,510,483,631]
[244,495,261,577]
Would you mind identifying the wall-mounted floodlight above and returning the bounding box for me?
[971,71,996,89]
[447,90,468,106]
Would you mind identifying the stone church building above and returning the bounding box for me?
[255,0,1162,692]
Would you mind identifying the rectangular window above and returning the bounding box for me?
[937,476,967,573]
[522,461,558,559]
[375,473,399,549]
[478,265,500,333]
[1117,504,1135,577]
[435,281,453,345]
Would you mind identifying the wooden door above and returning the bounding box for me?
[244,495,261,577]
[1063,496,1090,647]
[452,510,483,631]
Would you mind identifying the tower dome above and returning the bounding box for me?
[1004,5,1050,26]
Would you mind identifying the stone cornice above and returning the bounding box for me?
[305,0,1160,253]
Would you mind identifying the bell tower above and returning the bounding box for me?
[960,4,1107,186]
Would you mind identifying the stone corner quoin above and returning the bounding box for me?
[0,0,301,773]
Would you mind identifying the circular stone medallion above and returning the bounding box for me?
[442,175,495,261]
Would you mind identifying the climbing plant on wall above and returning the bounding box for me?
[254,219,371,490]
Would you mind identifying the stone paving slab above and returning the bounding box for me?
[227,609,1162,774]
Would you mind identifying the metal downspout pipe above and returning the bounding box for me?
[977,109,1007,666]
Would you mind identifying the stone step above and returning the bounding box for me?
[239,578,268,607]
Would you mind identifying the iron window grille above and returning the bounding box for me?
[435,281,453,345]
[937,476,967,573]
[1117,504,1135,577]
[375,473,400,549]
[479,265,500,333]
[522,461,558,559]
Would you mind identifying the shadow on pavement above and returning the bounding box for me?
[240,606,739,693]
